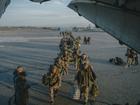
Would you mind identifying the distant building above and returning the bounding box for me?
[72,26,103,32]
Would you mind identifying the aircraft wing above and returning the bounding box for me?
[0,0,50,18]
[0,0,10,18]
[68,0,140,53]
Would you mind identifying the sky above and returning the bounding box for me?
[0,0,94,27]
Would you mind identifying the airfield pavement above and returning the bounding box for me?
[0,28,140,105]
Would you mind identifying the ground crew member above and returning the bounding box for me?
[75,61,98,105]
[15,66,30,105]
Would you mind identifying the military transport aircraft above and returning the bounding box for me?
[0,0,140,105]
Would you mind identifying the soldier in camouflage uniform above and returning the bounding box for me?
[54,57,65,87]
[61,51,71,75]
[126,49,134,67]
[73,37,81,70]
[76,53,89,71]
[48,65,61,104]
[75,61,98,105]
[14,66,30,105]
[132,51,139,65]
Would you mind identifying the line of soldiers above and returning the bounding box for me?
[125,48,139,67]
[59,31,72,38]
[42,32,99,105]
[42,32,81,104]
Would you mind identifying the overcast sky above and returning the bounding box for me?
[0,0,94,27]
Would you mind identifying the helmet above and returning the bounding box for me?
[81,53,88,59]
[16,66,24,73]
[16,66,26,76]
[52,65,58,74]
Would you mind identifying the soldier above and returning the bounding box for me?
[81,53,89,64]
[74,37,81,52]
[60,42,71,57]
[54,57,65,86]
[75,61,98,105]
[87,37,91,44]
[83,37,87,44]
[73,37,81,68]
[61,53,70,75]
[76,54,82,71]
[76,53,89,71]
[13,66,26,86]
[48,65,61,104]
[14,66,30,105]
[127,49,134,67]
[133,51,139,65]
[13,66,26,104]
[59,38,66,52]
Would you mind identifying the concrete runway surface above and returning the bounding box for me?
[0,28,139,105]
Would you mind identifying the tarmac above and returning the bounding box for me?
[0,28,140,105]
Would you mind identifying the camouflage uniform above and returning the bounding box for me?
[15,72,30,105]
[73,38,81,69]
[54,58,64,86]
[74,38,81,50]
[76,54,89,71]
[127,49,134,67]
[75,55,81,71]
[132,51,139,65]
[75,62,98,105]
[49,66,61,103]
[61,52,71,75]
